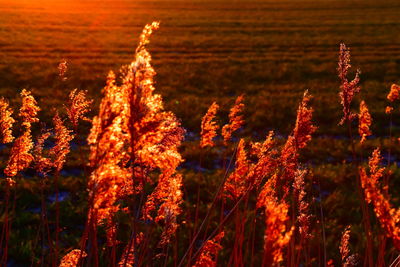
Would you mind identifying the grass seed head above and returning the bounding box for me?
[222,94,245,145]
[0,97,15,143]
[19,89,40,129]
[59,249,87,267]
[193,231,224,267]
[338,44,361,125]
[65,88,93,129]
[358,100,372,144]
[200,102,220,148]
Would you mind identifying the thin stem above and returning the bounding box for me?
[188,149,204,264]
[187,183,253,266]
[389,254,400,267]
[177,144,238,267]
[347,119,374,266]
[54,171,61,267]
[317,175,326,267]
[0,183,10,266]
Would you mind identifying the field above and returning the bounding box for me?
[1,0,400,266]
[1,0,400,133]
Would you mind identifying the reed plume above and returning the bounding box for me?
[87,70,134,222]
[358,100,372,144]
[59,249,87,267]
[4,131,34,177]
[339,226,359,266]
[33,129,52,176]
[250,131,275,158]
[386,84,400,114]
[385,106,393,114]
[293,169,312,241]
[280,90,316,194]
[243,132,278,197]
[223,139,250,200]
[87,69,133,228]
[200,102,219,148]
[280,92,315,265]
[246,132,278,188]
[338,43,361,125]
[1,89,40,266]
[50,112,75,264]
[192,231,224,267]
[222,95,244,145]
[337,44,375,266]
[339,226,358,267]
[58,59,68,81]
[51,112,74,172]
[292,90,317,150]
[257,176,294,265]
[126,22,185,244]
[360,148,400,250]
[387,84,400,102]
[281,90,316,168]
[87,22,185,249]
[4,89,39,177]
[19,89,40,129]
[143,172,183,246]
[137,21,160,50]
[340,226,350,262]
[0,98,15,143]
[65,89,92,130]
[118,232,144,267]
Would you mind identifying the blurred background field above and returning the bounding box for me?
[2,0,400,265]
[1,0,400,135]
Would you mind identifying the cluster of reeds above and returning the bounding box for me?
[1,22,400,267]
